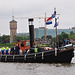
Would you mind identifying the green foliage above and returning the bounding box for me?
[41,36,45,39]
[47,35,52,39]
[0,43,15,48]
[51,31,75,43]
[52,37,56,42]
[57,32,69,42]
[0,35,10,44]
[61,32,68,39]
[0,34,30,47]
[68,34,75,39]
[58,34,62,41]
[70,31,75,36]
[41,35,52,39]
[13,35,30,42]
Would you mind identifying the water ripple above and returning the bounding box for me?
[0,57,75,75]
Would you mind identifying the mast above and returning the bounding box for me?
[55,20,58,42]
[54,8,58,42]
[45,13,46,39]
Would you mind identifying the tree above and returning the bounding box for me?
[1,35,10,44]
[70,31,75,36]
[47,35,52,40]
[52,37,56,42]
[58,34,62,41]
[41,35,52,40]
[41,36,45,39]
[13,35,30,42]
[61,32,68,39]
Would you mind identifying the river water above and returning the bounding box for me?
[0,55,75,75]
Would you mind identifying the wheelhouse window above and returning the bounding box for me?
[21,43,24,47]
[26,41,30,46]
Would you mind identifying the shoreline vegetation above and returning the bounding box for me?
[0,31,75,48]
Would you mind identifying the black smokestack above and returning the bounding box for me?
[28,18,35,48]
[29,25,34,48]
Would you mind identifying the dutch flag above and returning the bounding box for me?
[46,17,52,25]
[46,11,56,25]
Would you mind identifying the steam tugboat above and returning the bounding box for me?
[0,8,74,63]
[0,18,74,63]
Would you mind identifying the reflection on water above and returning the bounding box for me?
[0,57,75,75]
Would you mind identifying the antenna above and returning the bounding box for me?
[12,8,14,20]
[12,16,14,20]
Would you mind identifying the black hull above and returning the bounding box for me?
[0,47,74,63]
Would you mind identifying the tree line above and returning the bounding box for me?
[0,31,75,47]
[0,35,30,47]
[52,31,75,42]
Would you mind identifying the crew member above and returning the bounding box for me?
[1,46,5,55]
[64,38,69,45]
[52,41,55,49]
[59,40,63,47]
[15,44,20,54]
[5,45,9,55]
[34,48,38,52]
[10,45,14,55]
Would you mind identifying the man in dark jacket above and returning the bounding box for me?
[10,45,14,55]
[15,44,20,54]
[59,40,63,47]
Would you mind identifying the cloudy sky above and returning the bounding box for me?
[0,0,75,35]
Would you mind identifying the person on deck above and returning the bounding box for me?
[5,45,9,55]
[34,48,38,53]
[59,40,63,47]
[1,46,5,55]
[10,45,14,55]
[14,44,20,54]
[52,41,55,49]
[64,38,69,45]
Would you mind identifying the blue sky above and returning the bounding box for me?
[0,0,75,35]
